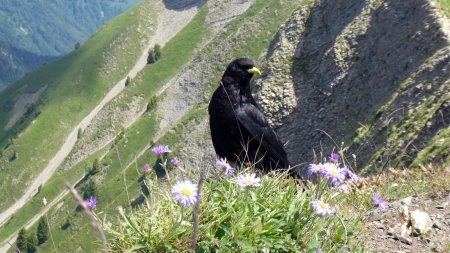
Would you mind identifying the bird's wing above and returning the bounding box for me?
[235,102,290,167]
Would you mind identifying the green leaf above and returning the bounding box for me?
[120,211,144,236]
[249,190,257,201]
[125,244,146,253]
[334,226,346,243]
[308,239,320,253]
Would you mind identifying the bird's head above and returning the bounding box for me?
[221,58,261,87]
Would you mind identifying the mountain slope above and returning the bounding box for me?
[0,0,142,88]
[0,0,302,251]
[255,0,450,173]
[0,0,160,213]
[0,0,449,252]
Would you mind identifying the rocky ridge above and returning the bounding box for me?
[255,0,450,172]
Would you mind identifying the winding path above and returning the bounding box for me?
[0,4,201,252]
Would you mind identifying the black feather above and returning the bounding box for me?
[208,58,292,173]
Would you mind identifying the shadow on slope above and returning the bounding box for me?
[284,0,448,171]
[162,0,206,11]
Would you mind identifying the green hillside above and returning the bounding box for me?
[0,0,304,251]
[0,0,448,252]
[0,0,161,212]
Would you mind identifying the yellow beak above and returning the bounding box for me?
[247,67,261,75]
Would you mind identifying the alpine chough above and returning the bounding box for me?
[208,58,296,176]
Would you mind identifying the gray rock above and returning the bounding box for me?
[370,211,382,222]
[372,220,387,230]
[435,204,446,210]
[400,205,409,218]
[432,221,445,230]
[410,210,433,236]
[400,196,413,206]
[256,0,450,171]
[387,230,413,245]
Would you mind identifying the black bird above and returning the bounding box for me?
[208,58,294,175]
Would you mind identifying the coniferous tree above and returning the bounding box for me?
[77,128,82,139]
[10,150,18,161]
[37,217,49,245]
[154,44,161,61]
[146,96,158,112]
[25,232,37,253]
[82,179,97,199]
[90,158,99,175]
[16,228,28,252]
[147,49,156,64]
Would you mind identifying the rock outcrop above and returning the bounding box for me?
[256,0,450,173]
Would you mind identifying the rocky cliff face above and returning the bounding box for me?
[256,0,450,173]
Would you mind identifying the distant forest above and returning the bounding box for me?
[0,0,142,88]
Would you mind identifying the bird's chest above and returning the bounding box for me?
[210,93,242,132]
[211,90,239,112]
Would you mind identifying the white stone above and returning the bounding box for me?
[400,205,409,218]
[410,210,433,235]
[400,196,412,206]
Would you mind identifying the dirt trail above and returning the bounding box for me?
[0,4,201,252]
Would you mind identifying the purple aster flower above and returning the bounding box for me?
[151,144,171,156]
[308,163,322,174]
[236,173,261,188]
[312,199,333,216]
[330,152,340,163]
[322,163,345,183]
[216,157,235,176]
[84,197,97,209]
[317,248,323,253]
[216,157,228,168]
[336,182,350,193]
[172,180,198,206]
[170,156,181,167]
[143,163,151,173]
[373,193,388,211]
[225,166,235,176]
[343,165,359,182]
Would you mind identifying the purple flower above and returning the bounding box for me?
[216,158,228,168]
[343,165,359,182]
[225,166,235,176]
[322,163,345,183]
[172,180,198,206]
[317,248,323,253]
[330,152,340,163]
[151,144,171,156]
[308,163,322,174]
[312,199,332,216]
[336,182,350,193]
[84,197,97,209]
[236,173,261,188]
[143,163,151,173]
[216,157,235,176]
[171,157,181,166]
[373,193,388,211]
